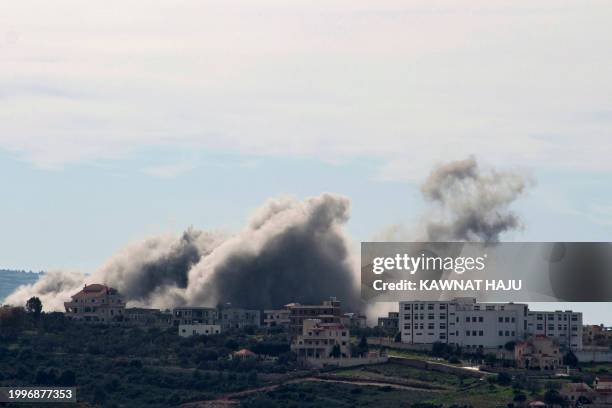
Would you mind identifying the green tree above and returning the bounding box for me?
[330,344,341,358]
[563,350,578,367]
[26,297,42,317]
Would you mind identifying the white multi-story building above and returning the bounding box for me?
[398,298,583,350]
[526,309,582,350]
[179,324,221,337]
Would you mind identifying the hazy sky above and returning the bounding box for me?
[1,1,611,322]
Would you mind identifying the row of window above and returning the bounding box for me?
[403,303,448,311]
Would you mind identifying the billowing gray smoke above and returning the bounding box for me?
[5,158,529,314]
[184,194,359,310]
[6,194,359,311]
[421,156,529,242]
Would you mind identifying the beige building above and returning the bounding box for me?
[291,318,350,361]
[514,335,561,370]
[263,308,290,328]
[288,297,342,336]
[584,324,612,347]
[64,284,126,322]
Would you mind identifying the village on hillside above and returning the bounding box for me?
[1,283,612,407]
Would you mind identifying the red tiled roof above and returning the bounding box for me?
[233,349,256,357]
[72,284,118,298]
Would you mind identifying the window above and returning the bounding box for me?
[428,313,435,320]
[428,323,435,330]
[404,314,411,320]
[466,316,470,322]
[466,331,471,336]
[472,317,477,322]
[440,323,446,330]
[440,304,446,310]
[511,317,515,323]
[404,304,411,310]
[498,317,503,323]
[498,330,503,336]
[478,317,483,322]
[472,330,477,336]
[404,324,411,330]
[505,317,510,323]
[439,314,445,320]
[478,330,483,336]
[428,304,434,310]
[505,331,510,336]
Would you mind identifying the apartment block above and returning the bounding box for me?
[398,298,583,350]
[526,309,583,350]
[287,297,342,336]
[219,307,261,330]
[263,308,290,328]
[172,307,219,326]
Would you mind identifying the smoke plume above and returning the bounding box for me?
[420,156,529,242]
[5,157,529,315]
[5,194,359,311]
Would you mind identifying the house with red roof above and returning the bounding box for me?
[64,284,126,323]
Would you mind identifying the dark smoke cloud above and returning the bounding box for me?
[5,194,359,311]
[185,194,359,310]
[421,156,529,242]
[5,158,528,315]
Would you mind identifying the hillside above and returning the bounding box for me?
[0,269,41,303]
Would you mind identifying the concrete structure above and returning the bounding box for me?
[291,318,350,361]
[219,307,261,330]
[377,312,399,331]
[178,324,221,337]
[263,308,290,328]
[340,312,367,329]
[526,309,583,350]
[124,308,171,326]
[398,298,583,350]
[287,297,342,336]
[584,324,612,347]
[172,307,218,327]
[514,335,561,370]
[64,284,125,322]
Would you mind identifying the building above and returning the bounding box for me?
[178,324,221,337]
[291,318,350,361]
[560,383,596,405]
[287,297,342,336]
[219,307,261,330]
[263,308,290,328]
[377,312,399,331]
[340,312,367,329]
[398,298,583,350]
[514,335,561,370]
[595,376,612,392]
[64,284,125,322]
[172,307,219,327]
[124,308,171,326]
[526,309,583,350]
[584,324,612,347]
